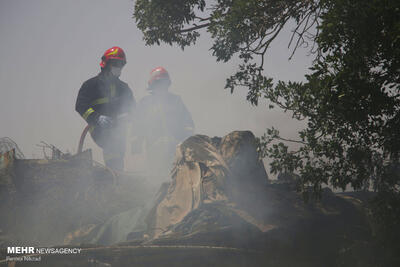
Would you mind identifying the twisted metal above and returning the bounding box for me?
[0,137,25,159]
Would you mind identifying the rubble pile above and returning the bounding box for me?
[134,132,370,256]
[0,132,374,266]
[0,149,154,247]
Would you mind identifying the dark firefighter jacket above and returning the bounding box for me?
[132,91,194,145]
[75,72,135,141]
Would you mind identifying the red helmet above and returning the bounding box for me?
[100,46,126,68]
[148,67,171,89]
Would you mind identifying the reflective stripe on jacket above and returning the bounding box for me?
[75,72,136,126]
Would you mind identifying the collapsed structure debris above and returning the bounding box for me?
[0,132,375,266]
[0,137,24,159]
[0,143,155,248]
[36,141,70,160]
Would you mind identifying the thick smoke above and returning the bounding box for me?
[0,0,310,174]
[0,0,313,249]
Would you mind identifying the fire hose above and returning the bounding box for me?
[77,125,91,154]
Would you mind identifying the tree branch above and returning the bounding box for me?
[178,22,211,33]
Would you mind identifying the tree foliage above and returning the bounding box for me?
[134,0,400,246]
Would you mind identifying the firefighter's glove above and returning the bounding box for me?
[96,115,113,129]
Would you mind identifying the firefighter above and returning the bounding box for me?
[75,46,135,171]
[131,67,194,174]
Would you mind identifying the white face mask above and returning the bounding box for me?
[110,66,122,77]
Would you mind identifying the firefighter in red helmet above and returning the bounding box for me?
[76,46,135,171]
[131,67,194,176]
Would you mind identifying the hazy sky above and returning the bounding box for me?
[0,0,311,168]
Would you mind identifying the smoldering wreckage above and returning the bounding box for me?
[0,130,374,267]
